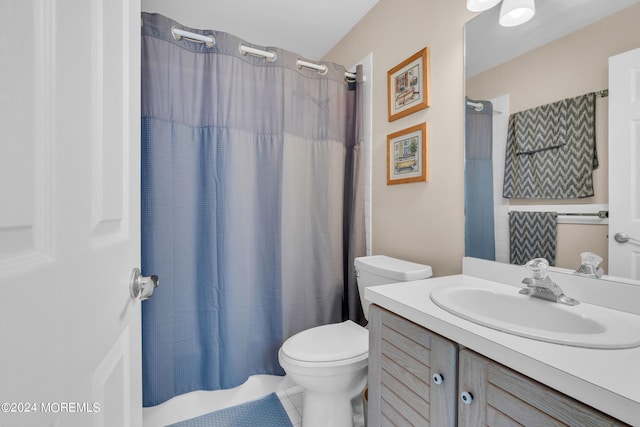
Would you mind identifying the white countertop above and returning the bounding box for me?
[365,273,640,426]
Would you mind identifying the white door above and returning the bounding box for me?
[609,47,640,280]
[0,1,142,427]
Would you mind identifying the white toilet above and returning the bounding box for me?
[278,255,432,427]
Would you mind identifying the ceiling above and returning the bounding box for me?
[465,0,640,78]
[141,0,380,60]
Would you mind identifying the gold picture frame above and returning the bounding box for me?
[387,47,430,122]
[387,123,429,185]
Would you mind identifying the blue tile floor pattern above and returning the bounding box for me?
[167,392,293,427]
[161,384,365,427]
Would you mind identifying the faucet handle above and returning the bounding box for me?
[526,258,549,279]
[574,252,604,278]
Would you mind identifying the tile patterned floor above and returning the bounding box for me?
[276,385,304,426]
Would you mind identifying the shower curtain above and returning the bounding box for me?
[140,13,365,407]
[465,98,495,260]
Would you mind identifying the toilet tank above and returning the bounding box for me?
[354,255,432,320]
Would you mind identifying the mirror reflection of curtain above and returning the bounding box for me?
[465,98,495,260]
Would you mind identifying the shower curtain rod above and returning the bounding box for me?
[170,26,357,80]
[465,100,502,114]
[466,101,484,111]
[172,27,215,47]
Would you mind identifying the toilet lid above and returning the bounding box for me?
[281,320,368,363]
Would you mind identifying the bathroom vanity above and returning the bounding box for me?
[365,258,640,426]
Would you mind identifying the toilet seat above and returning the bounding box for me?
[281,320,368,364]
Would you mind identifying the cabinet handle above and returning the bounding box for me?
[432,373,444,385]
[460,391,474,405]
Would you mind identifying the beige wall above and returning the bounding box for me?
[325,1,474,276]
[465,4,640,273]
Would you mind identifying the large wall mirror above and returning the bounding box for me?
[464,0,640,279]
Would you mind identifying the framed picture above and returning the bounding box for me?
[387,47,430,122]
[387,123,429,185]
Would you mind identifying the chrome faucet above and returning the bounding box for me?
[574,252,604,278]
[519,258,579,306]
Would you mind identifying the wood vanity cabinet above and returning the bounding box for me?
[458,349,628,427]
[368,305,458,426]
[368,305,628,427]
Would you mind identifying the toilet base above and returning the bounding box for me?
[301,390,356,427]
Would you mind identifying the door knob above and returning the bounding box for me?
[130,268,159,300]
[614,232,639,244]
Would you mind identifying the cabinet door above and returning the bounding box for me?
[368,305,457,426]
[458,349,628,427]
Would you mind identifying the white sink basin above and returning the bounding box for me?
[430,281,640,349]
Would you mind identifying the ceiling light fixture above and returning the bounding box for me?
[499,0,536,27]
[466,0,502,12]
[467,0,536,28]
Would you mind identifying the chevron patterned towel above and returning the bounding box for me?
[509,211,557,266]
[513,96,567,154]
[503,93,597,199]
